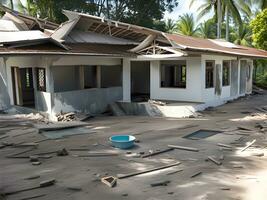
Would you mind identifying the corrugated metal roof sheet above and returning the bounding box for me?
[0,30,49,44]
[65,30,138,45]
[0,43,136,57]
[165,33,267,58]
[0,19,20,31]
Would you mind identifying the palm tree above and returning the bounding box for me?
[198,20,216,38]
[164,19,177,33]
[231,24,252,46]
[190,0,242,41]
[176,13,199,36]
[0,0,14,9]
[238,0,267,19]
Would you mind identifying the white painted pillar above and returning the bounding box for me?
[46,66,54,93]
[237,59,241,95]
[96,65,101,88]
[122,58,131,102]
[150,60,160,100]
[79,66,84,90]
[14,67,23,106]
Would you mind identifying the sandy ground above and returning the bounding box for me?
[0,93,267,200]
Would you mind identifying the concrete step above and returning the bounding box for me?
[113,101,205,118]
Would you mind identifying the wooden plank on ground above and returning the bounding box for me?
[118,162,181,179]
[208,156,222,165]
[168,145,199,152]
[240,139,256,152]
[217,143,233,149]
[142,148,174,158]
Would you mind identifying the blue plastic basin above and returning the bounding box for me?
[109,135,136,149]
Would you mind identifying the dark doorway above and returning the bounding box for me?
[131,61,150,102]
[11,67,35,108]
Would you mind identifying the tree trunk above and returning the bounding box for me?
[225,5,229,41]
[10,0,14,9]
[106,0,110,19]
[217,0,222,39]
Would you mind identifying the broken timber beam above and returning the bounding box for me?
[217,143,233,149]
[4,179,55,196]
[168,145,199,152]
[208,156,222,165]
[118,162,181,179]
[142,147,174,158]
[240,139,256,152]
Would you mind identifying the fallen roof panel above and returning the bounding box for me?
[0,30,49,44]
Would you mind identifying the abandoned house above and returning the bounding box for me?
[0,7,267,120]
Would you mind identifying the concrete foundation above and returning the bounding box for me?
[112,101,206,118]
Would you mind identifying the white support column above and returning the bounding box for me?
[122,58,131,102]
[150,60,160,100]
[14,67,23,106]
[79,66,84,90]
[237,59,241,95]
[96,65,101,88]
[46,66,54,93]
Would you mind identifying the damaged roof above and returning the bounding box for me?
[0,43,136,57]
[0,7,267,59]
[0,5,59,30]
[165,33,267,59]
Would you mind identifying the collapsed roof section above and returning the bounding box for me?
[0,6,266,59]
[0,5,59,31]
[51,10,171,52]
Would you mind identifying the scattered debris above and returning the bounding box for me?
[13,142,38,148]
[208,156,222,165]
[32,161,41,165]
[220,187,231,191]
[148,99,166,106]
[24,175,40,180]
[118,162,181,179]
[150,180,170,187]
[101,176,117,187]
[168,145,199,152]
[4,179,56,196]
[36,122,87,132]
[29,155,39,162]
[66,186,82,191]
[16,194,46,200]
[240,139,256,152]
[233,165,244,169]
[142,147,174,158]
[166,169,183,175]
[255,107,267,113]
[57,148,69,156]
[56,112,92,122]
[74,152,119,157]
[191,172,202,178]
[40,179,56,187]
[217,143,233,149]
[251,152,264,157]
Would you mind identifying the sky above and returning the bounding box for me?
[164,0,213,24]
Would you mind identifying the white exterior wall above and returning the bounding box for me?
[150,57,203,102]
[201,54,253,107]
